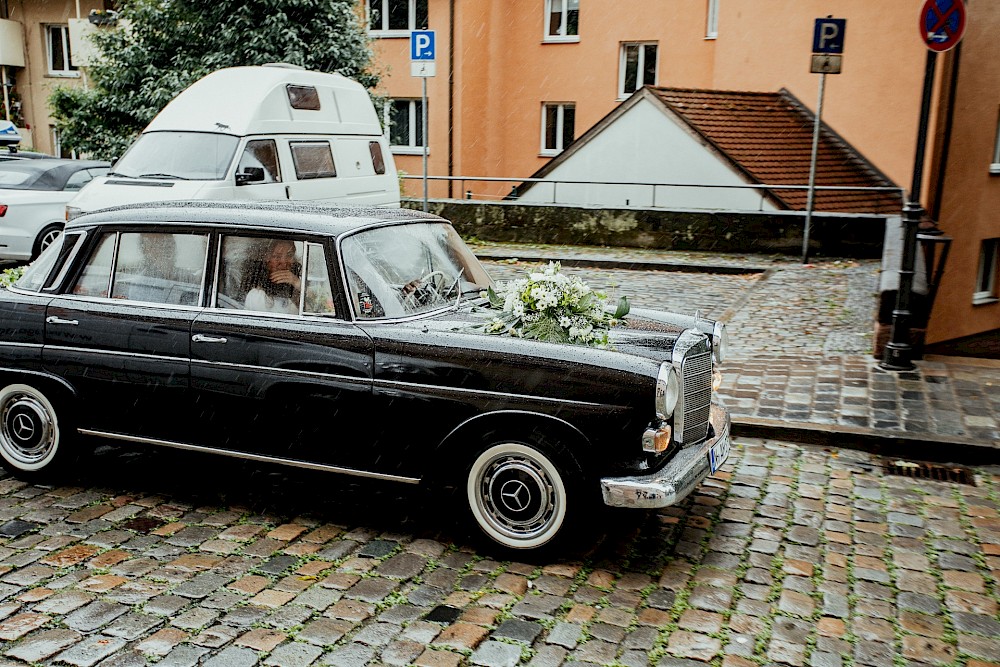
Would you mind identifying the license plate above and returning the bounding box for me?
[708,438,730,474]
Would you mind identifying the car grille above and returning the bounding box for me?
[679,350,712,443]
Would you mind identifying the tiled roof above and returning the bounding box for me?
[649,87,901,214]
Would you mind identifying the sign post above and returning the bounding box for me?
[881,0,966,371]
[802,17,846,265]
[410,30,436,212]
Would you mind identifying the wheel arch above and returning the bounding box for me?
[0,368,79,405]
[430,409,594,484]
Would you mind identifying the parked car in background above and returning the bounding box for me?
[0,159,110,262]
[0,201,730,553]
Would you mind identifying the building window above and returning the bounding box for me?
[706,0,719,39]
[620,42,657,98]
[991,109,1000,174]
[974,239,999,304]
[46,25,78,76]
[367,0,428,34]
[385,99,425,153]
[544,0,579,41]
[541,103,575,155]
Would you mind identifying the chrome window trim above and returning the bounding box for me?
[44,230,89,293]
[77,429,421,485]
[0,342,43,349]
[42,295,208,313]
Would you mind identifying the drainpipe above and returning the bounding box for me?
[448,0,454,198]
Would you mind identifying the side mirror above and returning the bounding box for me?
[110,156,118,167]
[235,166,265,186]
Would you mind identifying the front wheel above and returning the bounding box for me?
[466,440,579,551]
[0,383,71,478]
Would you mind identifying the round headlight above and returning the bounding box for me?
[656,363,680,420]
[712,321,729,364]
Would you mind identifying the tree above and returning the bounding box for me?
[50,0,379,159]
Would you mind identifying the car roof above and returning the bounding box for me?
[66,200,446,238]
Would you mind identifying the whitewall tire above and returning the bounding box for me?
[0,384,62,472]
[466,442,569,550]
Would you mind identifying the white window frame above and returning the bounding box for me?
[974,238,999,305]
[384,99,426,155]
[46,24,78,77]
[540,103,574,156]
[366,0,427,37]
[543,0,580,43]
[619,42,658,99]
[706,0,719,39]
[991,109,1000,174]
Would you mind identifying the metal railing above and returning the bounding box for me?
[401,175,904,215]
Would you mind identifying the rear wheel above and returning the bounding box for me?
[32,224,63,260]
[465,437,582,552]
[0,383,71,478]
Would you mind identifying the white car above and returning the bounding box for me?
[0,159,110,262]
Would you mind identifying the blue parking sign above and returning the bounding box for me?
[411,31,435,61]
[813,18,846,54]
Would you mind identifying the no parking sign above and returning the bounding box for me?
[920,0,966,52]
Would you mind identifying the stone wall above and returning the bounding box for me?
[403,199,888,258]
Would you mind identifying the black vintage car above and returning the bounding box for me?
[0,202,730,552]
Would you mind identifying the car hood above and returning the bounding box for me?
[68,177,213,213]
[399,301,692,363]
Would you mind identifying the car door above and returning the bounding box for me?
[189,234,379,473]
[42,229,210,440]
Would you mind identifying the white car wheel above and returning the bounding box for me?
[0,384,61,472]
[467,442,568,550]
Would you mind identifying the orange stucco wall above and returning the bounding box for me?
[374,0,931,199]
[925,0,1000,345]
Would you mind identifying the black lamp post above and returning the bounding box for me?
[880,50,938,371]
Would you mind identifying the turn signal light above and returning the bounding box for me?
[642,424,672,453]
[0,205,7,217]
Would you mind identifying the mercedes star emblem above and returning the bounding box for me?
[499,479,531,512]
[12,413,35,441]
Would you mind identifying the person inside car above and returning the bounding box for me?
[240,238,301,314]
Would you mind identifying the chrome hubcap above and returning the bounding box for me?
[0,393,55,466]
[478,454,556,540]
[40,229,61,251]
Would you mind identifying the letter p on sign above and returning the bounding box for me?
[813,18,846,54]
[411,30,436,60]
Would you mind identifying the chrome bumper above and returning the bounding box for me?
[600,400,731,509]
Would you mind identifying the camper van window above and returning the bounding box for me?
[113,131,239,181]
[369,142,386,175]
[287,85,321,111]
[290,142,337,180]
[237,140,281,184]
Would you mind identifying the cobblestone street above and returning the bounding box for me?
[0,437,997,667]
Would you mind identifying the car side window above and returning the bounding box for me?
[64,170,93,191]
[303,242,335,316]
[71,233,117,297]
[237,139,281,184]
[290,141,337,179]
[110,232,208,305]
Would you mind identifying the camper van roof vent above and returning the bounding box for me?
[287,85,321,111]
[262,62,306,70]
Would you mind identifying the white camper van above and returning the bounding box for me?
[67,64,399,219]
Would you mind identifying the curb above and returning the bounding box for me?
[474,252,767,275]
[732,417,998,466]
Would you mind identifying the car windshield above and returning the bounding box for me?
[341,221,493,319]
[111,131,239,180]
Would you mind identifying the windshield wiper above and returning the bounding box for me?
[105,171,130,178]
[445,268,465,308]
[137,173,189,180]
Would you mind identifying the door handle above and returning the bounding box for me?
[46,316,79,326]
[192,334,228,343]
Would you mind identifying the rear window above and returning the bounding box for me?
[290,141,337,179]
